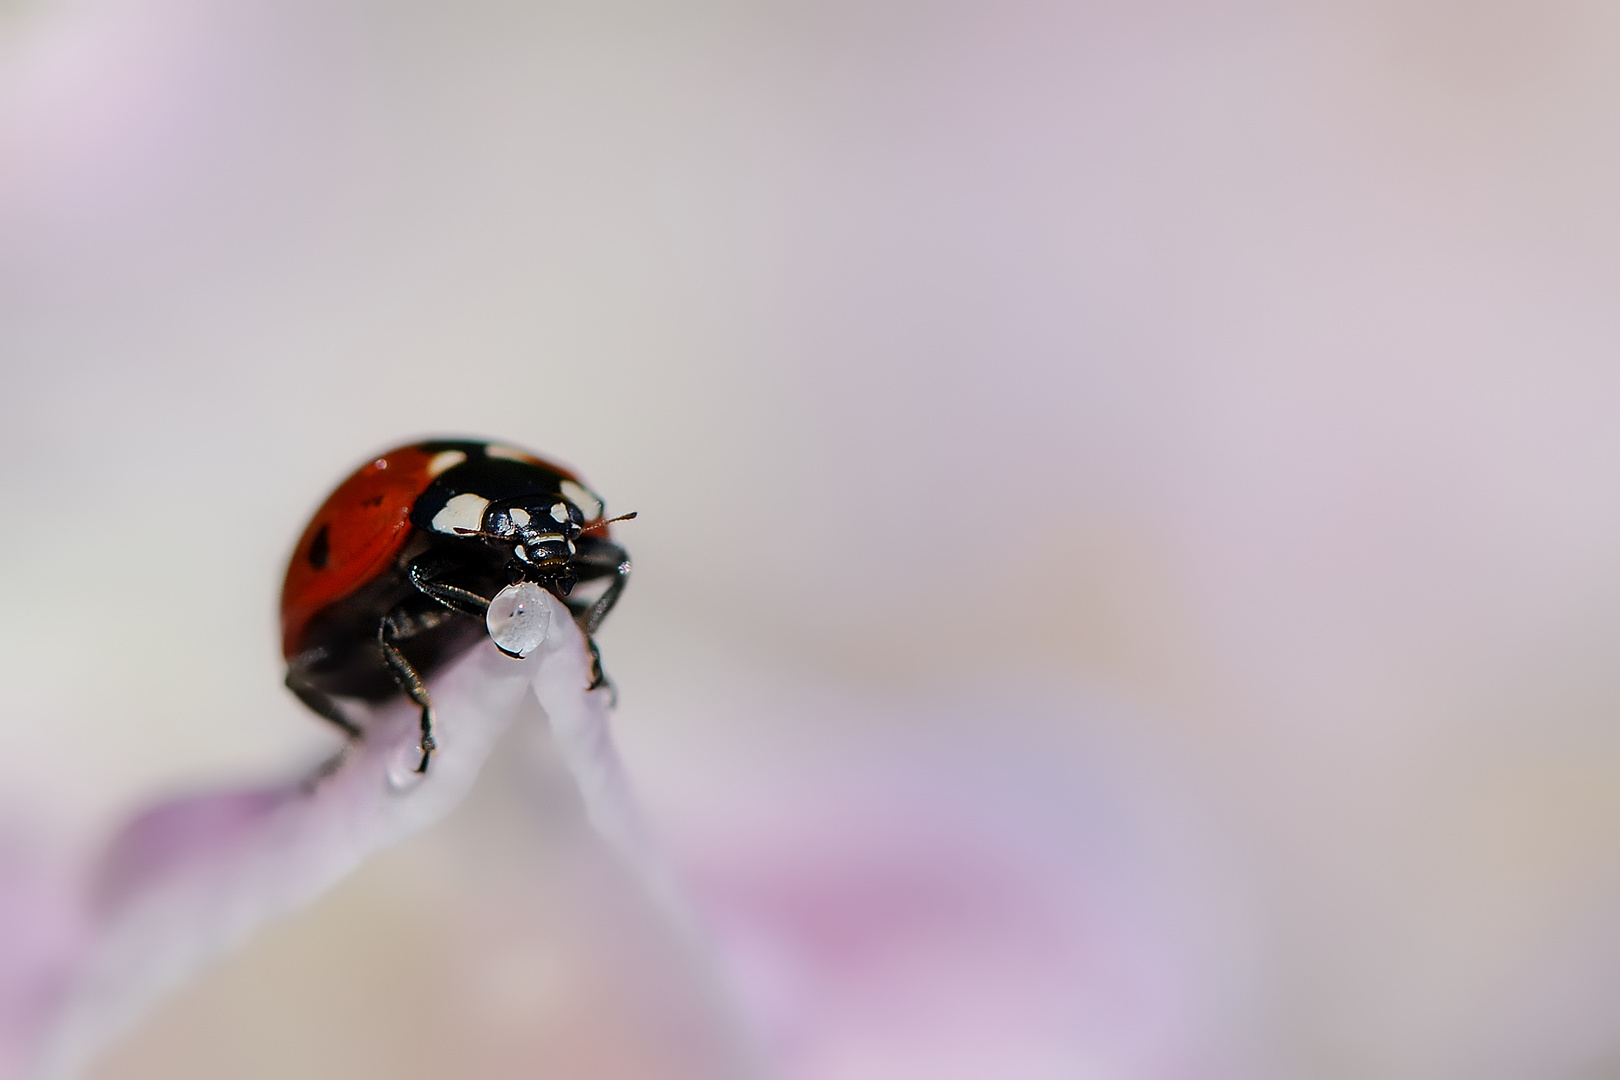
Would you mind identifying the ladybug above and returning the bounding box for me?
[280,439,632,773]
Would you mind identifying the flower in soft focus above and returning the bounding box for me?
[664,696,1259,1080]
[0,598,1259,1079]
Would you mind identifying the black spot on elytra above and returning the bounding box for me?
[308,524,330,570]
[362,494,384,507]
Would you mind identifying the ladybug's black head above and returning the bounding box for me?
[482,495,588,573]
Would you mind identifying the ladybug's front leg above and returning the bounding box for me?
[567,538,632,636]
[407,558,493,619]
[377,610,438,774]
[564,538,631,698]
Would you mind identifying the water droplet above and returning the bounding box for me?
[386,740,430,791]
[487,581,551,658]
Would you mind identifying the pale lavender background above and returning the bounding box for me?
[2,0,1619,1077]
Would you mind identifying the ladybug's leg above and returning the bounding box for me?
[285,656,362,739]
[584,637,618,705]
[377,611,437,774]
[567,538,632,636]
[562,538,631,696]
[406,559,492,619]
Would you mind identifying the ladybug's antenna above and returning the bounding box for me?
[580,511,637,534]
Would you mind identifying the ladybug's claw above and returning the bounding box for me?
[414,719,436,773]
[585,637,619,706]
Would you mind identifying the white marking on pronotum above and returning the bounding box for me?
[514,545,530,562]
[486,444,535,463]
[559,480,601,520]
[426,449,466,477]
[509,507,531,526]
[430,493,490,535]
[550,502,570,523]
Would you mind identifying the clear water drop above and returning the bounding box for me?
[487,581,551,658]
[386,739,430,791]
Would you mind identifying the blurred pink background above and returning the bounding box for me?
[3,0,1619,1076]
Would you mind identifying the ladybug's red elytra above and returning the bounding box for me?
[280,439,632,773]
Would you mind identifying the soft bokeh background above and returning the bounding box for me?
[3,0,1620,1076]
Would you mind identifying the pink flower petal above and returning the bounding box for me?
[20,592,733,1080]
[658,699,1261,1080]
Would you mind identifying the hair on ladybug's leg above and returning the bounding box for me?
[406,559,493,619]
[284,660,363,739]
[377,612,437,774]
